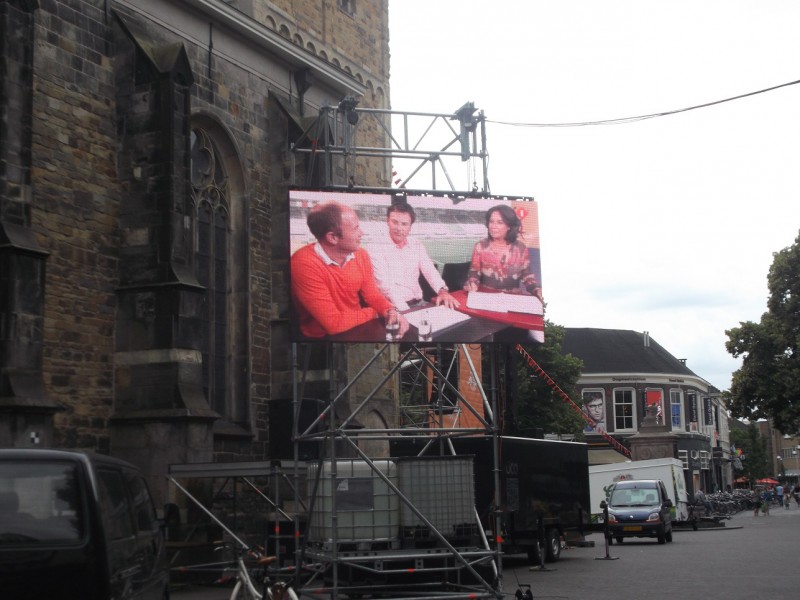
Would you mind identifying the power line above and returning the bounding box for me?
[487,78,800,128]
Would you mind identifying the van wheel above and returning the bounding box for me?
[615,536,624,544]
[545,529,561,562]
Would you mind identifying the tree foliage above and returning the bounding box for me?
[730,424,771,482]
[725,230,800,434]
[496,322,586,437]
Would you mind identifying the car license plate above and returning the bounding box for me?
[623,526,642,532]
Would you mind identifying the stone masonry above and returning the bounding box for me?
[0,0,392,503]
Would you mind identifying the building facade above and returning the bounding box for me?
[0,0,391,502]
[563,328,732,494]
[758,421,800,484]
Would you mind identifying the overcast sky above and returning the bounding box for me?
[387,0,800,392]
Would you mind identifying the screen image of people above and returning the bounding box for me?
[465,204,543,301]
[367,201,460,311]
[289,189,544,343]
[582,391,606,433]
[290,200,409,339]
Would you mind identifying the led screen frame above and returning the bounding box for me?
[289,189,544,344]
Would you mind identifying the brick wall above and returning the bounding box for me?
[31,0,120,451]
[1,0,392,496]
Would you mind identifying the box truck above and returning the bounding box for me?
[391,435,592,564]
[589,457,689,524]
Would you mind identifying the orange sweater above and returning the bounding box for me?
[291,244,393,338]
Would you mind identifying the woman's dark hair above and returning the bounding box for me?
[485,204,520,243]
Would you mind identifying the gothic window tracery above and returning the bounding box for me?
[191,127,230,418]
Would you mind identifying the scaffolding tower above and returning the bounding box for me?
[287,102,508,600]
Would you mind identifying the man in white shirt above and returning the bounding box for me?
[367,201,460,311]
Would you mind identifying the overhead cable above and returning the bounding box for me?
[488,78,800,128]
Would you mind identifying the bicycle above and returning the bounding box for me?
[221,542,300,600]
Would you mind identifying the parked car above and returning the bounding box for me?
[0,448,169,599]
[589,457,689,525]
[605,479,673,544]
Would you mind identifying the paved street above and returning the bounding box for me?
[172,504,800,600]
[504,505,800,600]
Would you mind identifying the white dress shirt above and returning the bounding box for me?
[367,237,447,311]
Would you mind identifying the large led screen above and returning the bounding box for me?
[289,189,544,344]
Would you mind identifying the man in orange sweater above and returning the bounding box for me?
[291,202,409,339]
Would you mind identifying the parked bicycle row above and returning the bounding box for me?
[690,485,800,519]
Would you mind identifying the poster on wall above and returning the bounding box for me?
[581,391,606,433]
[645,389,664,425]
[288,189,544,344]
[688,391,698,424]
[703,397,713,426]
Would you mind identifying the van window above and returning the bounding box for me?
[96,469,135,540]
[126,472,158,532]
[0,461,84,544]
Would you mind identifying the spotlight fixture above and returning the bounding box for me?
[338,96,360,125]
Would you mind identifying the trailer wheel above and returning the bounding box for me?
[545,529,561,562]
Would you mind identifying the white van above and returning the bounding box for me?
[589,457,689,524]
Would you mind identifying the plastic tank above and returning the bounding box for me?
[306,459,399,549]
[396,455,476,541]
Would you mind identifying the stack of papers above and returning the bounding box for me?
[466,291,543,315]
[404,305,471,334]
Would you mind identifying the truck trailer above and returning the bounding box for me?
[391,435,592,564]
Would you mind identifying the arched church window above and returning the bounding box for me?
[191,127,230,418]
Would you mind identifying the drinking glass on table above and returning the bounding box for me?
[417,318,433,342]
[385,319,400,341]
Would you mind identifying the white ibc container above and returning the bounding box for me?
[307,459,399,547]
[396,456,476,539]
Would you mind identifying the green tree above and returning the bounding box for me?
[730,423,770,483]
[496,322,585,437]
[725,230,800,434]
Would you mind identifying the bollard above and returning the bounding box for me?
[595,500,619,561]
[529,515,555,572]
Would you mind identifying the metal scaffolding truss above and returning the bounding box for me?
[290,342,505,600]
[287,99,505,599]
[290,99,490,194]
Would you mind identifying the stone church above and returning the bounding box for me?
[0,0,392,502]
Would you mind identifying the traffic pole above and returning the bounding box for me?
[595,501,619,561]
